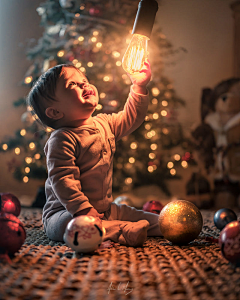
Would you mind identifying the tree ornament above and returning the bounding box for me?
[158,200,203,244]
[143,200,164,214]
[0,213,26,262]
[0,193,21,216]
[219,220,240,267]
[63,216,106,254]
[59,0,81,11]
[214,208,237,231]
[89,7,102,17]
[113,195,133,206]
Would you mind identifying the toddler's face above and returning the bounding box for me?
[53,66,99,126]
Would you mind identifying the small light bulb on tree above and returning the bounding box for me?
[122,0,158,74]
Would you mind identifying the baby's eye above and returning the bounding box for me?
[69,81,77,87]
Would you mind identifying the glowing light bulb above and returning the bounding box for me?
[122,34,149,74]
[122,0,158,74]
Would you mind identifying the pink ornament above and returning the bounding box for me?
[89,7,101,16]
[63,216,106,253]
[0,193,21,216]
[0,213,26,257]
[219,220,240,265]
[143,200,164,214]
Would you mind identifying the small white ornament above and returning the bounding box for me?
[63,215,106,253]
[59,0,82,10]
[59,0,74,9]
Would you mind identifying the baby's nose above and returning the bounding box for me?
[81,82,89,88]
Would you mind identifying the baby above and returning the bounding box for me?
[27,60,162,247]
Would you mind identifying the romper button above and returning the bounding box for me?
[103,151,107,155]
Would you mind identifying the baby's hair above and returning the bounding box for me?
[26,64,83,129]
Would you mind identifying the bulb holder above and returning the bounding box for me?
[132,0,159,39]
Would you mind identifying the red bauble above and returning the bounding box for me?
[0,193,21,216]
[219,220,240,265]
[143,200,164,214]
[0,213,26,254]
[89,7,102,16]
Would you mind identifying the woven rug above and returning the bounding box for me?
[0,208,240,300]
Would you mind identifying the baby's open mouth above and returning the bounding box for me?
[82,88,94,98]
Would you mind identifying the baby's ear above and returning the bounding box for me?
[45,107,63,120]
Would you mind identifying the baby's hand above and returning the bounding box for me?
[128,59,151,94]
[74,207,104,219]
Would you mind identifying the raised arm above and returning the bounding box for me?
[101,60,152,141]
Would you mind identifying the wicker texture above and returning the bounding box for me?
[0,208,240,300]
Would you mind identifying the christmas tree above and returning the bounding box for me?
[0,0,193,197]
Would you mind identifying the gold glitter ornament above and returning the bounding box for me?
[158,200,203,244]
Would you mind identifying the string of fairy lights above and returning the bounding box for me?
[1,7,191,186]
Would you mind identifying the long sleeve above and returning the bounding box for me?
[44,129,93,216]
[102,86,149,142]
